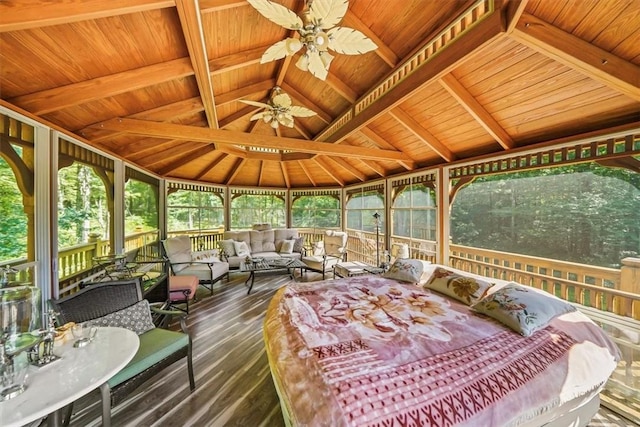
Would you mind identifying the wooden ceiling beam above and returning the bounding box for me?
[359,127,413,170]
[313,157,345,186]
[225,157,245,185]
[209,45,268,75]
[97,118,411,161]
[137,141,204,166]
[298,161,317,187]
[511,13,640,102]
[218,105,261,129]
[214,79,275,106]
[342,13,398,68]
[390,108,457,162]
[281,162,291,188]
[199,0,246,14]
[81,97,204,141]
[0,0,172,32]
[195,152,229,180]
[440,73,515,150]
[175,0,218,128]
[325,156,367,182]
[127,139,185,162]
[325,73,359,104]
[280,82,333,124]
[9,58,194,115]
[360,160,386,177]
[156,144,217,175]
[320,11,505,144]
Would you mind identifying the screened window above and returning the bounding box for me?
[167,189,224,233]
[345,188,384,233]
[230,194,285,229]
[125,167,160,258]
[392,183,436,240]
[291,194,341,228]
[450,162,640,268]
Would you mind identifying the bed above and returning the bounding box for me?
[263,262,621,427]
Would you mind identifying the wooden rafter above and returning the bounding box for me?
[175,0,218,128]
[195,152,228,180]
[0,0,172,32]
[298,160,316,187]
[511,13,640,102]
[319,11,505,143]
[96,118,412,162]
[325,156,366,182]
[342,13,398,68]
[313,157,345,186]
[214,80,275,106]
[359,127,413,170]
[157,144,217,175]
[9,59,194,115]
[440,73,515,150]
[390,108,457,162]
[209,45,267,75]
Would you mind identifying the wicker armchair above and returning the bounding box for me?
[49,278,195,425]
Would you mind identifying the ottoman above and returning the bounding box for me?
[169,275,199,313]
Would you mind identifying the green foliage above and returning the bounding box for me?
[0,158,28,260]
[291,195,340,227]
[451,163,640,268]
[167,189,224,232]
[125,179,159,233]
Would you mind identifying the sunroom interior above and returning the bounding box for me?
[1,0,640,424]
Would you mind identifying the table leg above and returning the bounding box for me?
[100,383,111,427]
[47,410,62,427]
[246,272,256,295]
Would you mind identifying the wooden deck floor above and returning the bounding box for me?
[65,271,638,427]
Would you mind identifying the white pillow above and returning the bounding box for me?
[233,241,250,257]
[280,239,294,254]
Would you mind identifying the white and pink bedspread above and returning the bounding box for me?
[263,276,620,427]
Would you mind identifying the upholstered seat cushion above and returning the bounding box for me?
[169,275,199,302]
[108,328,189,388]
[174,261,229,282]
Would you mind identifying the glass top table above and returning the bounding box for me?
[240,258,307,295]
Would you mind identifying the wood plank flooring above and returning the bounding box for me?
[64,271,637,427]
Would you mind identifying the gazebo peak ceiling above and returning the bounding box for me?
[1,0,639,189]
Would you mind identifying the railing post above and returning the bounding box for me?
[620,257,640,319]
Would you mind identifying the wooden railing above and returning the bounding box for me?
[450,244,640,320]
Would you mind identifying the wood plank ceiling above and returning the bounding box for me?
[1,0,639,188]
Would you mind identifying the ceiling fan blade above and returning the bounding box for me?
[289,106,317,117]
[296,53,310,71]
[280,116,295,128]
[271,93,292,108]
[327,27,377,54]
[249,112,267,121]
[246,0,303,30]
[308,0,348,29]
[239,99,271,109]
[306,50,329,80]
[261,40,291,63]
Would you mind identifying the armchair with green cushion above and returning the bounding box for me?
[49,278,195,426]
[161,235,229,296]
[301,230,348,279]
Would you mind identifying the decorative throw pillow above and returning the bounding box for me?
[471,283,577,336]
[280,239,295,254]
[424,267,494,305]
[292,236,305,253]
[218,239,236,257]
[233,241,251,257]
[382,258,424,283]
[83,299,155,335]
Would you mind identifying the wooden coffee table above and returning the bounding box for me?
[241,258,307,294]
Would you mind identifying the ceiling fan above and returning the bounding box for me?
[239,86,317,129]
[247,0,378,80]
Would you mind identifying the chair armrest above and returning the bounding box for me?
[149,302,189,333]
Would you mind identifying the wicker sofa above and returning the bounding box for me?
[219,228,303,269]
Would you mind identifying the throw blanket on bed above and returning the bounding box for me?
[265,276,620,427]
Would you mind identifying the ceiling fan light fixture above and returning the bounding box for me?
[247,0,377,80]
[239,86,317,132]
[285,38,303,55]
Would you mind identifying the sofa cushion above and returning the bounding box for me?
[163,235,192,273]
[274,229,299,251]
[84,299,155,335]
[280,239,295,254]
[250,230,276,253]
[218,239,236,257]
[233,241,250,257]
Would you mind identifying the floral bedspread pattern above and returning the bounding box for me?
[264,276,620,427]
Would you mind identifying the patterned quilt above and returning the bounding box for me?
[263,276,620,427]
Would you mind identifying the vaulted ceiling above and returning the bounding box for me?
[1,0,639,188]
